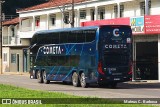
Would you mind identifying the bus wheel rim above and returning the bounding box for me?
[81,73,85,86]
[72,73,78,86]
[43,72,46,80]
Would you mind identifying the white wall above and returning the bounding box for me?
[123,2,136,17]
[18,0,160,39]
[2,26,8,36]
[105,4,113,19]
[21,18,32,32]
[158,35,160,82]
[39,15,47,30]
[150,0,160,15]
[2,47,10,72]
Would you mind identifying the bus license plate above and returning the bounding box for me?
[114,78,120,81]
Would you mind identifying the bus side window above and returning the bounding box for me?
[76,30,85,43]
[65,56,70,66]
[52,32,60,44]
[85,30,96,42]
[70,55,80,66]
[68,31,77,43]
[60,32,68,44]
[36,55,47,66]
[58,56,66,66]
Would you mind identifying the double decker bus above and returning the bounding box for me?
[29,25,132,88]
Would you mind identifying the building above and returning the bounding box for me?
[2,0,160,82]
[2,18,29,72]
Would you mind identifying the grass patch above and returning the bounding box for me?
[0,84,157,107]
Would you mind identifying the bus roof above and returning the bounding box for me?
[31,25,131,45]
[34,25,130,35]
[34,26,100,35]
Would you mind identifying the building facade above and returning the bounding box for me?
[2,0,160,82]
[2,18,29,72]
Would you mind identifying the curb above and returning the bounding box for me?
[0,72,30,76]
[126,81,159,84]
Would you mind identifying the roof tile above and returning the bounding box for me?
[2,17,19,26]
[17,0,87,12]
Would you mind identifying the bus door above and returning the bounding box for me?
[23,48,30,72]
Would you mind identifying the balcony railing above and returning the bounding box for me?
[21,26,32,32]
[3,36,11,45]
[3,35,20,45]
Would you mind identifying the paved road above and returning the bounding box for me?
[0,74,160,98]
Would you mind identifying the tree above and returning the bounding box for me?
[2,0,48,15]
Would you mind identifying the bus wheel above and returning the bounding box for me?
[43,71,50,84]
[32,70,37,79]
[30,70,37,79]
[72,72,80,87]
[30,71,33,79]
[37,71,43,83]
[80,73,88,88]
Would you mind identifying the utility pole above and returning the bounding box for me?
[0,0,4,74]
[71,0,74,28]
[145,0,149,15]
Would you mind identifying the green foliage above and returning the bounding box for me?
[3,0,48,15]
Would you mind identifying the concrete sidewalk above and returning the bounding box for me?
[0,72,30,76]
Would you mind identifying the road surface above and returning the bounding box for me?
[0,74,160,98]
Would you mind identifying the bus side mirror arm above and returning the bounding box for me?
[29,43,37,49]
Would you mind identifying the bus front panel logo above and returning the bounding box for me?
[113,29,119,37]
[111,28,122,41]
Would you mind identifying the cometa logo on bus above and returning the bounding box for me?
[43,46,62,54]
[105,44,127,49]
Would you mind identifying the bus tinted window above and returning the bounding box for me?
[68,31,77,43]
[70,55,80,66]
[36,55,80,66]
[47,56,58,66]
[35,55,47,66]
[51,32,60,44]
[76,31,85,43]
[60,32,68,43]
[85,30,96,42]
[32,29,96,45]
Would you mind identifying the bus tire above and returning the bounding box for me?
[37,71,43,83]
[30,70,37,79]
[72,72,80,87]
[29,70,33,79]
[43,71,50,84]
[33,70,37,79]
[80,72,88,88]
